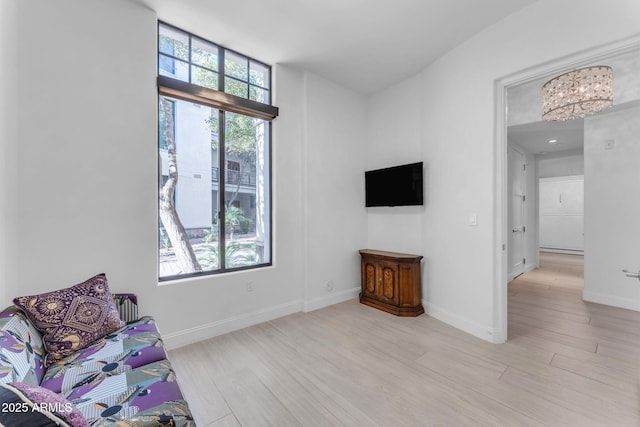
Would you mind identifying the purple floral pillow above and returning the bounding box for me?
[3,382,89,427]
[13,274,125,367]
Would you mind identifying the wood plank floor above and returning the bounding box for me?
[169,253,640,426]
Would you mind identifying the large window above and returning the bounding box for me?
[157,22,278,281]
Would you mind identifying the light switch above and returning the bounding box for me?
[469,212,478,226]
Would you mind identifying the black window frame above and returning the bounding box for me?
[157,21,278,282]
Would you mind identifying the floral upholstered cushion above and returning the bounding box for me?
[0,306,46,385]
[41,316,167,394]
[13,274,125,367]
[64,360,194,426]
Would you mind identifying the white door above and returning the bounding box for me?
[508,146,526,280]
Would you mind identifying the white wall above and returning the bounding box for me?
[14,0,161,323]
[537,150,584,179]
[584,105,640,311]
[366,72,426,257]
[366,0,640,342]
[303,73,368,309]
[7,0,367,348]
[0,0,19,307]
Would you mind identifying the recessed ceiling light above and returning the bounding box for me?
[548,139,558,144]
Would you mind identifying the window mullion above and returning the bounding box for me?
[218,109,227,271]
[219,47,225,93]
[244,57,249,99]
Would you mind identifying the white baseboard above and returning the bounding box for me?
[304,287,360,312]
[424,300,503,344]
[540,248,584,255]
[162,287,361,350]
[163,290,508,350]
[162,300,303,350]
[508,263,536,282]
[582,290,640,312]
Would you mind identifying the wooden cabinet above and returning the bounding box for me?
[359,249,424,317]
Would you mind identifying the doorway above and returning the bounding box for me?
[495,36,640,342]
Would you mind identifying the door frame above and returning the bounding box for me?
[507,145,526,281]
[493,35,640,343]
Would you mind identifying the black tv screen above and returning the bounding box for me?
[365,162,423,207]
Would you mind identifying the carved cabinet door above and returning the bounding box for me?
[376,260,399,306]
[361,259,378,300]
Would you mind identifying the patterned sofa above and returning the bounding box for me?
[0,276,195,426]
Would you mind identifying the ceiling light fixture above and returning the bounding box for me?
[548,139,558,144]
[542,66,613,121]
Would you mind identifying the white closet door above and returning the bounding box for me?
[539,176,584,252]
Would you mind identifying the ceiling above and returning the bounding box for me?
[134,0,538,94]
[507,102,640,156]
[508,119,584,156]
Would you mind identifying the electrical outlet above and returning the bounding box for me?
[246,280,254,292]
[325,280,334,292]
[469,212,478,226]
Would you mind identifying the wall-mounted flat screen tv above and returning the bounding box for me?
[365,162,423,207]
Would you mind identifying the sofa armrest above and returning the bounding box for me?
[112,293,139,323]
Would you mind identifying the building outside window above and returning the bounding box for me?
[157,22,278,281]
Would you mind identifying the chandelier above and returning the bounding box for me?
[541,66,613,121]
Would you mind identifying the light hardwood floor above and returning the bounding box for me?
[169,253,640,426]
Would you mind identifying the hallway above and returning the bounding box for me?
[508,251,639,409]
